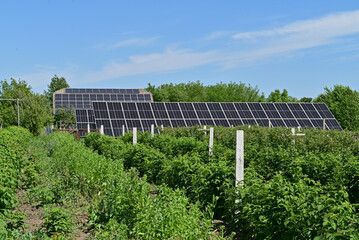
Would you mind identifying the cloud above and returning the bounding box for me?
[223,10,359,68]
[20,71,54,90]
[17,65,78,92]
[204,31,233,40]
[19,10,359,88]
[107,37,159,50]
[79,48,221,83]
[232,10,359,43]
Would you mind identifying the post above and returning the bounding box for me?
[151,124,154,138]
[87,123,90,133]
[133,127,137,146]
[235,130,244,188]
[100,125,104,135]
[76,130,81,141]
[0,99,23,127]
[17,99,20,127]
[291,127,295,145]
[204,125,207,135]
[122,125,125,136]
[209,127,214,156]
[161,125,164,130]
[323,118,326,130]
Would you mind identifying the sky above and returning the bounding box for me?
[1,1,359,99]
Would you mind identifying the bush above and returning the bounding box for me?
[40,132,219,238]
[42,207,73,237]
[0,127,33,216]
[84,126,359,237]
[121,144,167,183]
[90,171,216,239]
[226,170,359,239]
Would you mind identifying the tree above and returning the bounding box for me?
[146,82,204,102]
[0,78,32,98]
[299,97,313,103]
[44,75,69,104]
[0,78,53,135]
[21,93,54,134]
[54,107,76,127]
[315,85,359,131]
[0,78,32,127]
[267,89,297,102]
[205,82,265,102]
[146,81,265,102]
[267,89,282,102]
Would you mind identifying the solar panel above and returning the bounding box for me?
[89,102,342,137]
[54,93,152,112]
[75,109,97,136]
[65,88,141,94]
